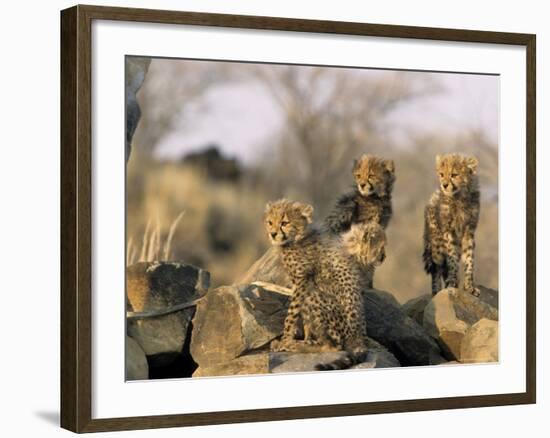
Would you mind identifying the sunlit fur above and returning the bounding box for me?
[342,222,387,269]
[264,199,369,370]
[436,153,478,197]
[264,199,313,246]
[353,154,395,198]
[423,153,481,296]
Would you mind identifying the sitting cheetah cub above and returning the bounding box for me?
[423,153,481,296]
[264,199,377,370]
[324,154,395,287]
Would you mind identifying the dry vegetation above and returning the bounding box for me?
[126,59,498,301]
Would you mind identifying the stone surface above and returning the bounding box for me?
[125,57,151,161]
[190,284,289,368]
[423,287,498,360]
[363,289,444,366]
[402,294,432,326]
[193,354,269,378]
[126,336,149,380]
[194,344,400,377]
[126,262,209,357]
[460,318,499,363]
[236,247,292,288]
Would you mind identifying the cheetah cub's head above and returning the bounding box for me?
[436,153,478,197]
[264,199,314,246]
[353,154,395,197]
[342,222,387,267]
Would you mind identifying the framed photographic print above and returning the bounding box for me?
[60,4,536,433]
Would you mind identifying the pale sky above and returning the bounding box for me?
[155,66,498,165]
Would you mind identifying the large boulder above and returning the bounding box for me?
[126,336,149,380]
[460,318,499,363]
[423,287,498,360]
[190,284,289,368]
[236,247,292,288]
[126,262,209,358]
[402,294,432,326]
[363,290,444,366]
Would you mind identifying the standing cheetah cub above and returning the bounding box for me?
[324,154,394,287]
[264,199,372,369]
[423,153,481,296]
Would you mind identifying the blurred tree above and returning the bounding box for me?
[252,65,440,215]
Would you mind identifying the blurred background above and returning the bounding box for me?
[126,57,498,303]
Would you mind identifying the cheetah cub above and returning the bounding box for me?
[264,199,372,369]
[324,154,395,287]
[423,153,481,296]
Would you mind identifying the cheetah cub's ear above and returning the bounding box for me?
[293,202,314,224]
[465,156,478,174]
[435,154,443,169]
[384,159,395,175]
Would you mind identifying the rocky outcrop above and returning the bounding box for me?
[460,318,499,363]
[124,255,499,379]
[423,287,498,360]
[362,290,444,366]
[126,336,149,380]
[126,262,209,359]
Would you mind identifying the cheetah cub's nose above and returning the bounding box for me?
[270,232,277,238]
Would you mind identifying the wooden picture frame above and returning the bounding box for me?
[60,4,536,433]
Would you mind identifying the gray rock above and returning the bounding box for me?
[402,294,432,326]
[125,57,151,161]
[363,289,444,366]
[126,336,148,380]
[423,287,498,360]
[460,318,499,363]
[190,284,289,368]
[126,262,209,357]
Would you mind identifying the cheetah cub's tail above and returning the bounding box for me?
[342,223,386,268]
[314,351,369,371]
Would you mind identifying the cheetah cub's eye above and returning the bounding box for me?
[267,220,273,226]
[451,173,458,178]
[439,173,444,178]
[281,220,289,226]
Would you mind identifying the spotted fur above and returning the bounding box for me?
[323,155,394,287]
[423,153,481,296]
[264,199,370,369]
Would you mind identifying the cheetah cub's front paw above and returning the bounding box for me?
[271,338,293,352]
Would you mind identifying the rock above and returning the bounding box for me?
[460,319,499,363]
[125,57,151,161]
[402,294,431,326]
[126,336,148,380]
[190,284,289,368]
[423,287,498,360]
[477,285,499,309]
[194,344,400,377]
[126,262,209,357]
[236,247,292,288]
[193,354,269,378]
[362,289,444,366]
